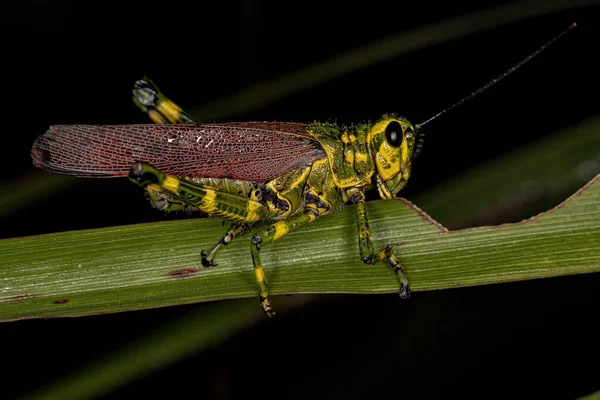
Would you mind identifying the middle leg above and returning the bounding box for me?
[201,223,251,267]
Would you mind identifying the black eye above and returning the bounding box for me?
[385,121,403,148]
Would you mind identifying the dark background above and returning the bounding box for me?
[5,1,599,398]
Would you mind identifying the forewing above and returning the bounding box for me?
[32,123,325,182]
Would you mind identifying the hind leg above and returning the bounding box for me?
[132,77,197,124]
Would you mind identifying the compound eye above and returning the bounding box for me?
[385,121,403,148]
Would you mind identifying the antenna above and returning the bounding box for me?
[417,23,577,128]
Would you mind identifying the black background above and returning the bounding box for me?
[5,1,599,398]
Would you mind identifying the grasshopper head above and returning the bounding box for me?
[369,117,418,199]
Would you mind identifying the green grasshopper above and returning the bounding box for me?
[31,24,575,316]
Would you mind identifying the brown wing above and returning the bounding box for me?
[32,123,325,182]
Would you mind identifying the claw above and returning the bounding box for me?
[201,250,216,267]
[361,255,373,264]
[399,283,411,300]
[260,296,275,318]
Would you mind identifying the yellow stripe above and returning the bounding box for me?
[162,176,180,192]
[246,200,264,222]
[149,110,166,124]
[272,221,289,241]
[254,267,266,283]
[246,212,261,222]
[157,100,183,124]
[147,183,161,193]
[201,189,218,212]
[247,199,263,213]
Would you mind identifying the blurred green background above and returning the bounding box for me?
[6,1,599,398]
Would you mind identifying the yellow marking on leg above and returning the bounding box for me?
[203,189,217,206]
[198,191,260,223]
[198,189,218,214]
[162,176,180,192]
[220,209,258,223]
[147,183,161,193]
[272,221,290,240]
[149,110,167,124]
[253,262,270,300]
[245,213,261,222]
[254,266,266,284]
[157,100,184,124]
[246,200,264,222]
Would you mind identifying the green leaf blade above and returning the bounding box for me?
[2,175,598,322]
